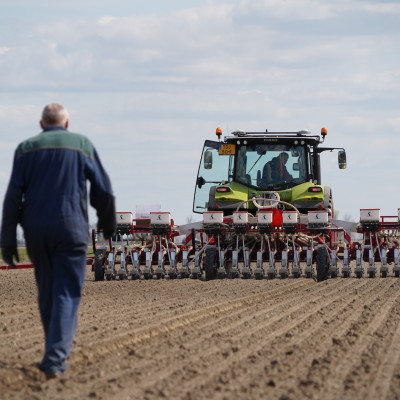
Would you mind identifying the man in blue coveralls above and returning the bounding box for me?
[1,103,116,379]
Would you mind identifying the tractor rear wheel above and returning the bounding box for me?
[316,247,328,282]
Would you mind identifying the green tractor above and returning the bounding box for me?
[193,128,347,218]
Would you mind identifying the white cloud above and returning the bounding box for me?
[237,0,338,20]
[0,47,10,55]
[363,3,400,14]
[98,16,119,25]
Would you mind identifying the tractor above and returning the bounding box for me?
[193,128,347,218]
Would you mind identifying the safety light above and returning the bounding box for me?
[209,237,215,244]
[321,127,327,139]
[216,127,222,140]
[216,187,231,193]
[308,187,322,193]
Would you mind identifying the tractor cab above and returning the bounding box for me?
[193,128,346,216]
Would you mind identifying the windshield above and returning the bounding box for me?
[193,140,234,213]
[235,144,308,190]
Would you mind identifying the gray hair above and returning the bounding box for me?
[41,103,69,127]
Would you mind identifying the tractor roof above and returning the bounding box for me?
[224,130,321,146]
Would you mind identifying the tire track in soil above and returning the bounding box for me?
[76,279,297,338]
[365,311,400,400]
[135,279,388,400]
[71,279,315,372]
[223,279,397,400]
[79,279,350,393]
[277,279,400,400]
[0,278,277,383]
[106,279,373,400]
[135,278,388,400]
[0,279,311,393]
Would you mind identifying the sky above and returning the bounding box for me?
[1,0,400,226]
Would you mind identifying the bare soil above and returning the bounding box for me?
[1,267,400,400]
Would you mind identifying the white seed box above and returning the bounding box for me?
[282,211,298,225]
[233,212,249,224]
[360,209,380,223]
[116,212,133,225]
[308,211,329,225]
[150,212,171,225]
[257,211,273,225]
[203,211,224,224]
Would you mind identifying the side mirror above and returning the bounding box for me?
[197,176,205,189]
[338,150,347,169]
[204,150,213,169]
[292,162,299,171]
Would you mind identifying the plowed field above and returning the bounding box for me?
[1,267,400,400]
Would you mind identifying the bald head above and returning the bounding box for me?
[40,103,69,129]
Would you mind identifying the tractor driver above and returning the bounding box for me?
[262,152,293,186]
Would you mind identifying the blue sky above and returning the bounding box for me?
[1,0,400,225]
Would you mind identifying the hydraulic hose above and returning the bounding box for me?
[235,194,301,219]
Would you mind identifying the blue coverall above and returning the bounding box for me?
[1,127,115,376]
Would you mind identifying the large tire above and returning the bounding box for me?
[94,249,106,281]
[204,246,217,280]
[316,247,328,282]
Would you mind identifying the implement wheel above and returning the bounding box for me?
[94,249,106,281]
[316,247,328,282]
[204,246,217,281]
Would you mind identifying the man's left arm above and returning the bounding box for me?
[283,167,293,180]
[86,148,116,239]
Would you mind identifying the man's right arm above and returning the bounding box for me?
[1,151,24,262]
